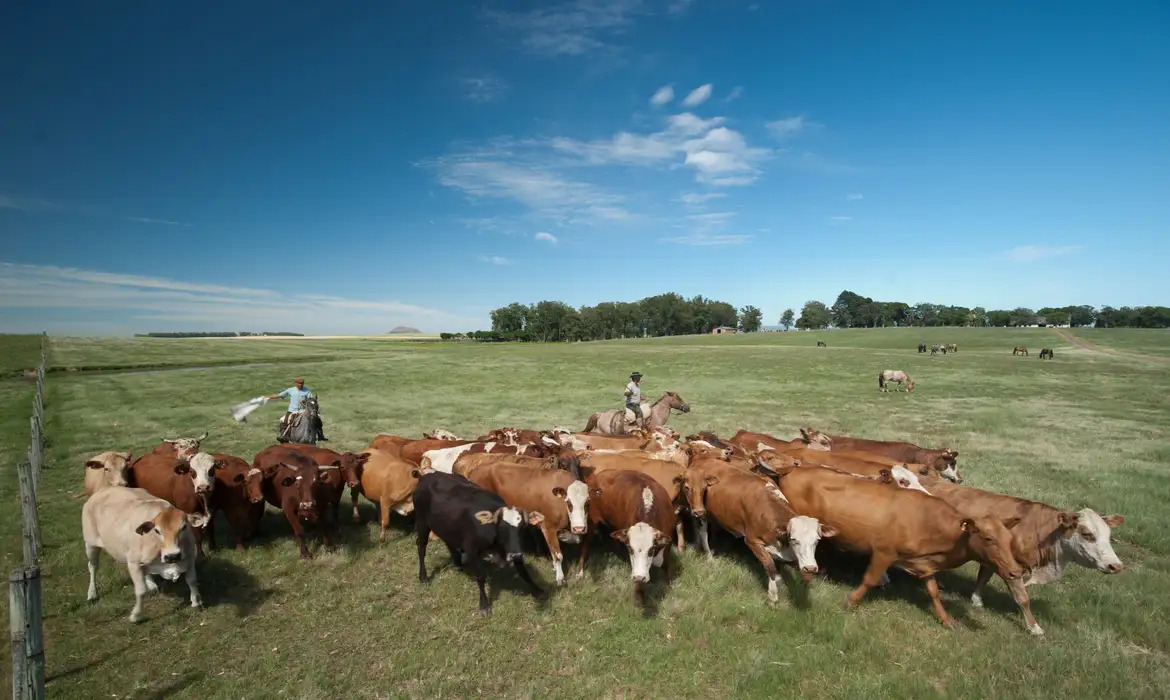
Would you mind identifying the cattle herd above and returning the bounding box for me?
[80,422,1124,636]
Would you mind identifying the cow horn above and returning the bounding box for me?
[197,432,208,441]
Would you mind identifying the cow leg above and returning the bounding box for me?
[846,551,895,609]
[186,563,203,610]
[541,526,566,586]
[416,525,431,583]
[473,556,492,616]
[126,564,149,623]
[924,576,958,629]
[144,574,159,593]
[969,563,996,607]
[283,504,312,560]
[193,524,206,560]
[696,517,713,559]
[445,543,463,569]
[1005,576,1044,636]
[351,488,362,523]
[205,508,219,551]
[319,501,334,551]
[675,514,685,554]
[378,496,393,543]
[85,544,101,603]
[634,580,646,606]
[575,529,593,580]
[746,539,781,604]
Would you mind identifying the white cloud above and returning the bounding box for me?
[678,192,727,206]
[126,216,191,227]
[662,211,750,246]
[535,232,558,243]
[668,0,695,13]
[0,262,484,334]
[662,233,751,246]
[766,116,807,141]
[650,85,674,106]
[480,255,512,266]
[461,75,508,103]
[846,193,864,200]
[1002,245,1083,263]
[725,86,743,102]
[681,83,713,107]
[488,0,645,57]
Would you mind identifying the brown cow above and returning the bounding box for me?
[683,458,833,602]
[253,448,325,559]
[84,450,133,496]
[464,463,590,586]
[399,439,474,465]
[206,454,265,552]
[281,443,368,524]
[453,453,576,479]
[574,451,686,552]
[726,429,795,454]
[352,449,422,542]
[919,477,1125,636]
[148,433,207,461]
[130,452,221,558]
[578,470,676,605]
[761,447,946,485]
[776,466,1025,628]
[802,429,962,482]
[368,434,410,456]
[554,432,653,452]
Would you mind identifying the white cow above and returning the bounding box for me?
[82,487,202,622]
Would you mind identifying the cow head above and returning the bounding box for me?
[680,471,721,518]
[780,516,836,582]
[929,449,962,483]
[277,464,320,520]
[754,450,801,477]
[160,433,207,461]
[180,453,220,495]
[85,451,133,489]
[889,465,931,494]
[134,505,189,564]
[423,429,462,441]
[798,428,832,451]
[237,467,265,503]
[1060,510,1124,574]
[962,516,1026,581]
[474,506,541,562]
[611,522,671,583]
[684,442,732,462]
[554,481,590,535]
[338,452,368,489]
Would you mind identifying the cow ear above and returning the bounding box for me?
[671,474,684,486]
[1057,511,1079,533]
[358,453,370,465]
[819,523,838,538]
[473,510,496,525]
[610,528,630,544]
[947,450,959,458]
[1003,517,1021,530]
[85,460,105,470]
[233,473,245,483]
[704,475,719,486]
[1102,514,1125,528]
[527,511,545,526]
[590,487,603,498]
[653,532,672,548]
[135,521,155,536]
[960,518,979,534]
[173,463,191,475]
[552,487,567,498]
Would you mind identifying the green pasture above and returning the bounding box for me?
[1,328,1168,699]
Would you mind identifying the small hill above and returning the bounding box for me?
[387,326,422,334]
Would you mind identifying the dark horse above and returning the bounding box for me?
[918,343,927,353]
[1013,346,1029,356]
[816,340,827,347]
[278,396,322,445]
[1039,348,1054,360]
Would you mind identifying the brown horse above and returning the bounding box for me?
[878,370,914,393]
[1013,346,1029,356]
[583,392,691,436]
[1039,348,1054,360]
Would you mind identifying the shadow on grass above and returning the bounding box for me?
[691,517,815,610]
[573,525,682,619]
[139,671,204,699]
[47,644,132,683]
[195,556,273,618]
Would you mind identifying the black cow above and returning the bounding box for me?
[413,471,545,616]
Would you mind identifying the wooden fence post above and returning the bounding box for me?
[15,461,40,568]
[9,567,46,700]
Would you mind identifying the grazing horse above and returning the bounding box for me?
[930,344,944,356]
[879,370,914,393]
[817,340,827,347]
[279,396,321,445]
[946,343,958,353]
[1013,346,1029,356]
[584,392,691,436]
[918,343,927,353]
[1039,348,1054,360]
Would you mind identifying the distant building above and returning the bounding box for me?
[712,326,738,335]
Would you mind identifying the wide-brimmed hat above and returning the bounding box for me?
[630,372,642,379]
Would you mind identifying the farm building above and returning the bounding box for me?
[712,326,738,334]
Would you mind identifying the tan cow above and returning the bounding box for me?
[464,463,590,585]
[353,449,421,542]
[82,486,202,623]
[368,434,410,456]
[574,451,687,552]
[84,451,133,495]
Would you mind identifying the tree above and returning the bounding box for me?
[831,290,870,328]
[1009,307,1037,327]
[987,309,1012,327]
[1068,305,1096,327]
[779,308,795,330]
[796,300,831,329]
[490,302,529,340]
[739,306,763,332]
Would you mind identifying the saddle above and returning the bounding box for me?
[623,404,648,427]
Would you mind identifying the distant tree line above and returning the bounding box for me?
[786,291,1170,330]
[133,331,305,338]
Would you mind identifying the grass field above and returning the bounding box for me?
[3,328,1169,699]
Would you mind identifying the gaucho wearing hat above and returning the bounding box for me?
[624,372,644,426]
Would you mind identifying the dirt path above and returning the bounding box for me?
[1051,328,1170,364]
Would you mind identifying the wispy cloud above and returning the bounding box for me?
[1002,245,1084,263]
[662,211,751,246]
[724,86,743,103]
[829,216,853,224]
[488,0,645,57]
[0,262,484,334]
[460,75,508,103]
[480,255,512,266]
[650,84,674,106]
[662,233,751,246]
[678,192,727,206]
[0,194,58,212]
[766,116,809,141]
[126,216,192,227]
[667,0,695,13]
[535,232,558,243]
[846,193,864,200]
[681,83,713,107]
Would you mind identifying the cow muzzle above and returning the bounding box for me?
[162,551,182,564]
[800,565,818,582]
[571,526,587,535]
[1104,562,1123,574]
[195,483,213,494]
[298,502,317,518]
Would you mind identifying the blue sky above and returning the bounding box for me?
[2,0,1167,334]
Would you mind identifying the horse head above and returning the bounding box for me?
[661,391,691,413]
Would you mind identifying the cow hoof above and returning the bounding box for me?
[478,608,492,618]
[129,613,143,624]
[87,596,98,605]
[941,619,959,630]
[1028,625,1045,637]
[970,593,984,608]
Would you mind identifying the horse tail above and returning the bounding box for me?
[878,372,885,389]
[583,413,599,433]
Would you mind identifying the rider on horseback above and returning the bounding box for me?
[267,378,327,442]
[624,372,645,428]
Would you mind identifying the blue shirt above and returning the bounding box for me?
[279,386,314,412]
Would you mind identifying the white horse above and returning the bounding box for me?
[878,370,914,393]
